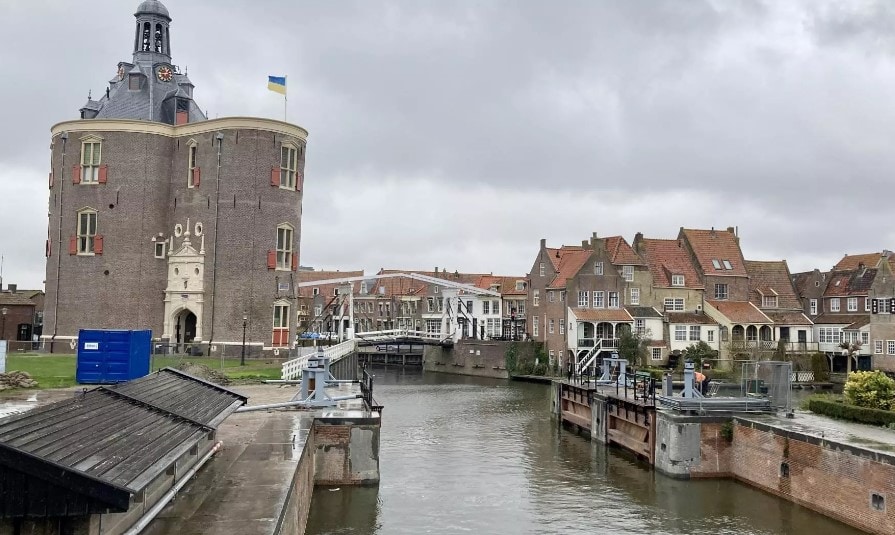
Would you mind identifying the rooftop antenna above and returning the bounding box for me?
[0,254,4,291]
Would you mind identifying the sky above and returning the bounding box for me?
[1,0,894,289]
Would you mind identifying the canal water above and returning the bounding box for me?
[306,368,862,535]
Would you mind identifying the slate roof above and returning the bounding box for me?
[604,236,645,266]
[637,238,703,289]
[0,369,246,515]
[791,270,828,297]
[744,260,802,309]
[764,311,813,326]
[833,253,889,272]
[547,248,592,289]
[667,312,718,325]
[625,306,663,319]
[570,308,633,322]
[136,0,170,18]
[823,268,876,297]
[812,313,868,325]
[843,317,870,330]
[708,300,772,324]
[0,293,36,307]
[680,228,748,277]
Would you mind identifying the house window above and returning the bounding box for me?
[651,347,663,361]
[426,319,441,334]
[81,140,102,183]
[690,326,701,341]
[888,341,895,355]
[819,328,841,344]
[276,225,294,270]
[187,144,198,187]
[314,305,322,317]
[333,288,340,296]
[77,209,97,254]
[671,275,684,287]
[533,317,539,337]
[549,319,555,334]
[847,297,858,312]
[272,302,290,347]
[875,340,883,354]
[549,350,555,359]
[622,266,634,281]
[516,281,526,291]
[714,284,728,300]
[862,332,869,345]
[871,493,885,512]
[594,262,604,275]
[635,319,644,335]
[712,259,722,269]
[723,260,733,270]
[675,326,687,341]
[664,298,684,312]
[593,291,604,308]
[483,301,490,314]
[280,145,298,189]
[810,299,817,315]
[707,329,714,342]
[312,288,319,296]
[154,241,166,259]
[427,297,435,312]
[128,73,141,90]
[533,290,540,307]
[578,291,589,308]
[762,295,778,308]
[866,298,871,312]
[548,291,555,303]
[517,302,525,315]
[492,300,500,314]
[559,319,565,335]
[831,298,840,312]
[361,282,368,294]
[539,262,545,277]
[630,288,640,306]
[433,286,439,293]
[608,292,619,308]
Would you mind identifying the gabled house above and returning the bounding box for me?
[297,269,364,336]
[473,275,528,340]
[633,234,705,314]
[704,300,774,361]
[791,269,828,319]
[745,260,815,353]
[867,253,895,372]
[679,227,750,302]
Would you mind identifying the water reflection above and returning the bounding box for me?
[306,367,860,535]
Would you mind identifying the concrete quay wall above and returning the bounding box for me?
[423,341,509,379]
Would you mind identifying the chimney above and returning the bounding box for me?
[727,226,735,235]
[434,267,438,279]
[540,238,546,249]
[8,284,15,294]
[582,240,589,247]
[710,226,716,237]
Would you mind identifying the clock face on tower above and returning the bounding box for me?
[157,66,173,82]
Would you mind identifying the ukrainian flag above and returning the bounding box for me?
[268,75,287,95]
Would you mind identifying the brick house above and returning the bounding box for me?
[0,289,38,352]
[744,260,815,353]
[44,1,307,357]
[867,253,895,372]
[791,269,828,319]
[297,269,364,337]
[472,275,528,340]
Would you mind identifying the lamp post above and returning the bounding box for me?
[1,308,7,343]
[241,311,248,366]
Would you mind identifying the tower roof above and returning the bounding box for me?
[135,0,170,19]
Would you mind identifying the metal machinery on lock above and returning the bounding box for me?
[292,347,361,408]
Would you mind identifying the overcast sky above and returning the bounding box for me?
[1,0,893,289]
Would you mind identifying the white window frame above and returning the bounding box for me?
[77,208,97,255]
[483,301,490,314]
[671,274,684,287]
[664,298,684,312]
[594,291,604,308]
[280,143,299,190]
[866,298,871,312]
[578,291,589,308]
[875,340,884,354]
[707,329,714,342]
[275,224,294,270]
[80,137,102,184]
[533,290,539,307]
[675,326,687,341]
[533,316,539,337]
[635,319,644,335]
[830,298,840,312]
[651,347,663,361]
[608,292,619,308]
[539,262,545,277]
[548,291,555,303]
[847,297,858,312]
[314,305,322,317]
[762,295,778,308]
[549,319,555,334]
[888,341,895,355]
[714,283,728,300]
[594,262,604,275]
[689,325,701,341]
[810,299,817,315]
[630,287,640,305]
[272,301,290,347]
[712,259,722,269]
[722,260,733,270]
[154,241,166,259]
[515,281,526,291]
[312,287,319,296]
[862,332,869,345]
[559,319,565,335]
[622,265,634,281]
[187,141,198,188]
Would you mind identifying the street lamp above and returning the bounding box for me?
[241,311,248,366]
[1,308,7,343]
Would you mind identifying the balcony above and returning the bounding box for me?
[728,340,819,352]
[576,338,619,350]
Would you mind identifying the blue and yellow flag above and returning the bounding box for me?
[268,76,287,95]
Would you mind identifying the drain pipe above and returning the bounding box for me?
[121,441,223,535]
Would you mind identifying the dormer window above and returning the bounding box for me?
[129,73,142,91]
[671,275,685,287]
[762,295,778,308]
[621,266,634,281]
[712,259,722,269]
[515,281,526,291]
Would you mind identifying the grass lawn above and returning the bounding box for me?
[2,353,285,393]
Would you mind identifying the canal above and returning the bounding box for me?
[306,368,862,535]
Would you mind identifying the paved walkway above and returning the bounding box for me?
[743,409,895,456]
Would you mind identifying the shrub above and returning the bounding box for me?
[843,371,895,410]
[806,395,895,427]
[810,353,830,383]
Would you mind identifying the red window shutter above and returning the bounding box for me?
[98,165,108,184]
[72,165,81,184]
[94,235,104,255]
[292,252,298,272]
[193,167,201,187]
[48,171,54,189]
[68,236,78,255]
[267,250,276,269]
[271,167,280,187]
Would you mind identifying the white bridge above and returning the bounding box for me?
[280,272,500,380]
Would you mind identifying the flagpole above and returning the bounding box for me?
[284,75,288,122]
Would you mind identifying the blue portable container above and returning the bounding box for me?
[76,329,152,384]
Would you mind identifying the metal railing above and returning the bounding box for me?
[280,339,358,380]
[360,366,383,414]
[614,371,657,407]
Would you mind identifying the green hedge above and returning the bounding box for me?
[805,395,895,427]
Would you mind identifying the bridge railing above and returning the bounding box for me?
[280,339,358,380]
[356,329,445,342]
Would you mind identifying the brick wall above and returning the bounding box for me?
[423,340,517,379]
[313,419,380,486]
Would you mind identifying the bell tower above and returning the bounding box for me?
[133,0,172,62]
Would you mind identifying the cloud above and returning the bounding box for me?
[0,0,893,289]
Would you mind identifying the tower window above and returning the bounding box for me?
[155,24,164,53]
[80,140,102,183]
[187,144,198,187]
[142,22,151,52]
[272,302,290,347]
[77,209,97,254]
[276,224,294,270]
[280,145,298,190]
[154,242,166,259]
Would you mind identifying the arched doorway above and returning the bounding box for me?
[174,309,197,351]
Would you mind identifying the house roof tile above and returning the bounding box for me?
[547,249,592,289]
[680,228,748,277]
[812,313,868,325]
[667,312,718,325]
[637,238,703,289]
[707,300,772,324]
[570,308,633,322]
[823,268,876,297]
[843,317,870,330]
[764,311,813,326]
[833,253,890,272]
[791,271,828,296]
[298,270,364,298]
[473,275,528,296]
[604,236,645,266]
[744,260,802,309]
[0,294,36,307]
[625,306,663,319]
